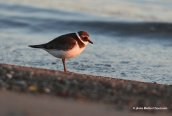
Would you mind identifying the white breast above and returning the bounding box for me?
[44,42,85,59]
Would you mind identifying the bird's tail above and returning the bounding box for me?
[28,44,46,49]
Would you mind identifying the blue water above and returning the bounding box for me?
[0,0,172,85]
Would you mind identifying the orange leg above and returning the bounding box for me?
[62,59,67,72]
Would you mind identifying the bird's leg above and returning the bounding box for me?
[62,59,67,72]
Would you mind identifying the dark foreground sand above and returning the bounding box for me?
[0,90,171,116]
[0,63,172,116]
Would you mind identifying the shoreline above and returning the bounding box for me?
[0,63,172,115]
[0,63,163,85]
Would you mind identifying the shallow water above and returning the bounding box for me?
[0,0,172,85]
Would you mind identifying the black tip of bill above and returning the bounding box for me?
[88,40,93,44]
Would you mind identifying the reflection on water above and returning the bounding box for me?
[1,0,172,22]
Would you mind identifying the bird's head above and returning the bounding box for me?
[76,31,93,45]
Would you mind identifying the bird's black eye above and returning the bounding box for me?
[84,37,88,40]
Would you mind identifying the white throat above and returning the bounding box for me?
[75,32,88,45]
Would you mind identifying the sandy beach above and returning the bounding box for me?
[0,63,171,116]
[0,90,171,116]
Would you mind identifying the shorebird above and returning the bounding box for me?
[29,31,93,72]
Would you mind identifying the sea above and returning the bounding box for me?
[0,0,172,85]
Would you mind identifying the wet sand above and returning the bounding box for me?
[0,63,172,115]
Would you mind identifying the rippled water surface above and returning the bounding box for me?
[0,0,172,85]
